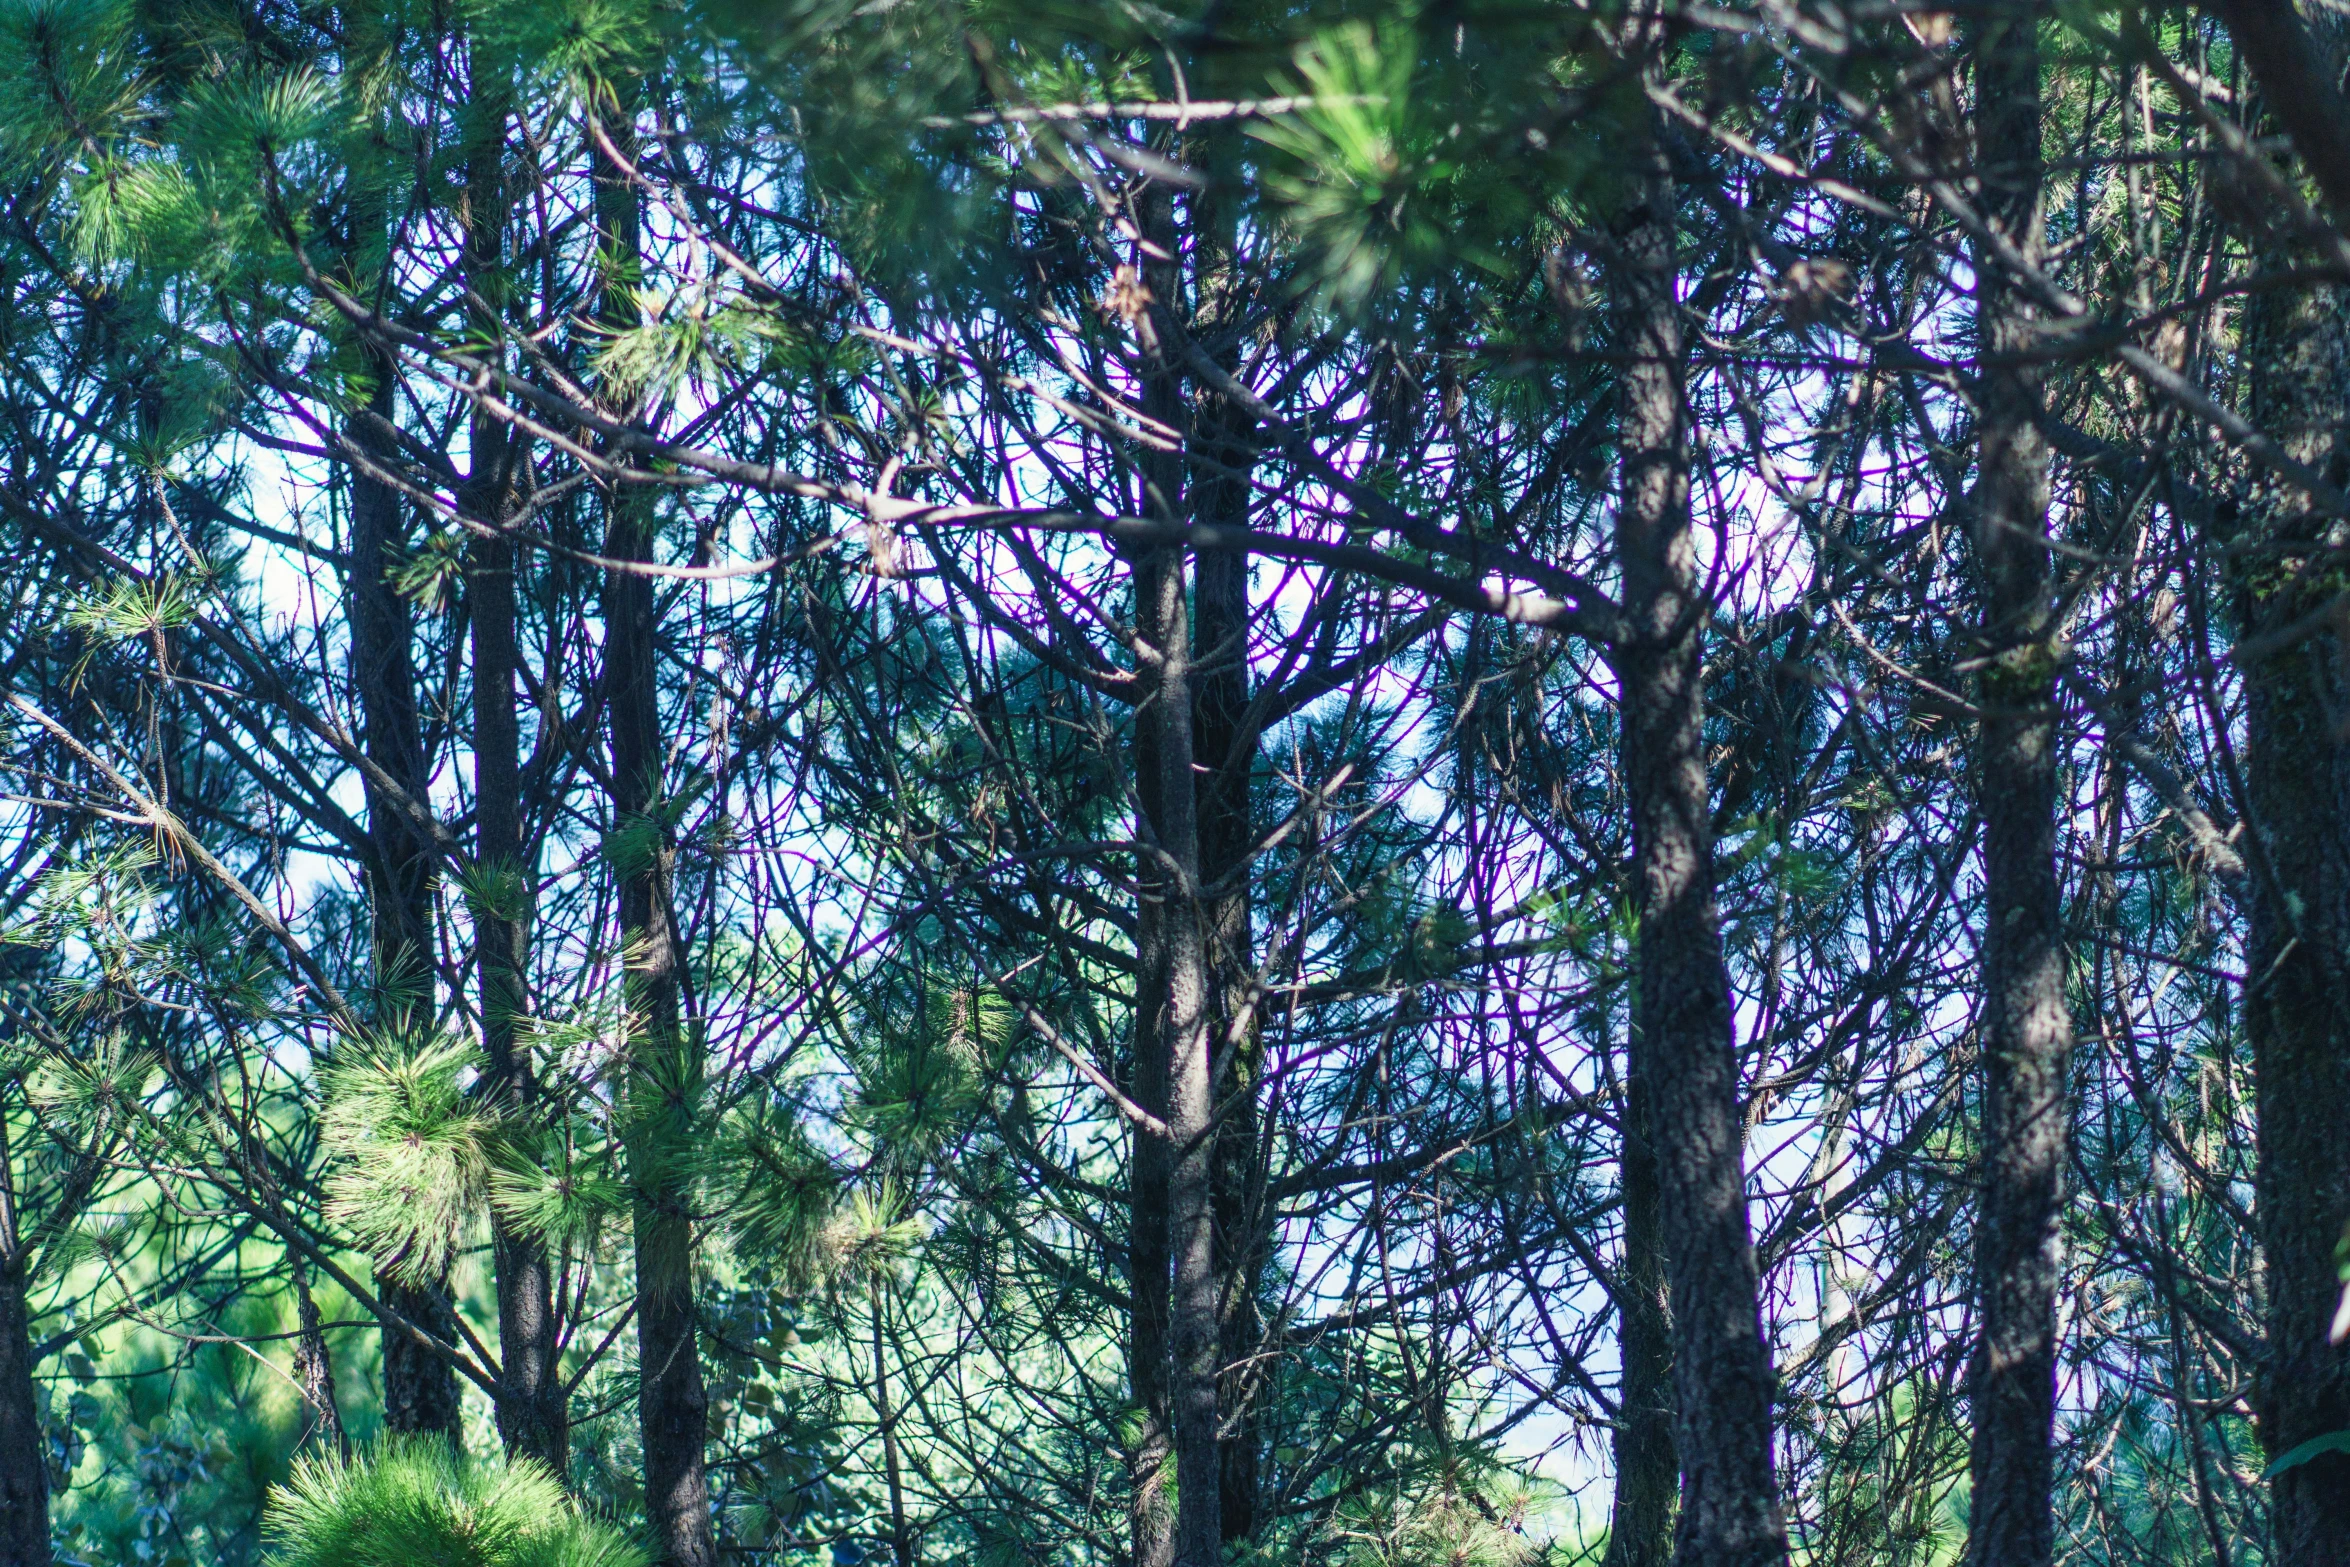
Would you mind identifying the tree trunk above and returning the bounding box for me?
[349,378,433,1030]
[594,109,717,1567]
[339,9,465,1440]
[293,1259,350,1458]
[463,76,564,1475]
[1964,15,2070,1567]
[1127,192,1223,1567]
[1132,532,1220,1567]
[0,1143,50,1567]
[1190,358,1267,1549]
[2238,194,2350,1567]
[1127,805,1176,1567]
[871,1276,915,1567]
[1603,1059,1676,1567]
[470,442,563,1472]
[1184,281,1259,1541]
[349,368,467,1445]
[606,479,717,1567]
[1119,181,1221,1567]
[1607,93,1789,1567]
[632,1193,713,1567]
[1128,653,1173,1567]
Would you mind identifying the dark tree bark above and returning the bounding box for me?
[1964,14,2070,1567]
[469,417,563,1473]
[348,391,435,1028]
[337,0,466,1440]
[1607,92,1789,1567]
[1603,1060,1676,1567]
[871,1277,916,1567]
[1128,202,1224,1567]
[1127,668,1174,1567]
[349,370,467,1445]
[1120,182,1223,1567]
[1132,529,1220,1567]
[0,1132,50,1567]
[604,503,714,1565]
[293,1260,350,1458]
[597,131,717,1567]
[2210,0,2350,232]
[463,77,565,1474]
[1180,223,1267,1538]
[0,1121,110,1567]
[1126,872,1176,1567]
[2238,229,2350,1567]
[377,1273,464,1439]
[1192,406,1267,1549]
[606,479,716,1567]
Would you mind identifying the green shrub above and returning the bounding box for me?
[263,1439,650,1567]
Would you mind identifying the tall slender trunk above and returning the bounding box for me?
[2237,91,2350,1557]
[1607,93,1789,1567]
[1192,415,1266,1546]
[1132,775,1184,1567]
[1964,14,2069,1567]
[1603,1058,1676,1567]
[607,461,716,1567]
[0,1129,50,1567]
[350,368,466,1444]
[596,126,716,1567]
[1133,533,1220,1567]
[1128,189,1223,1567]
[629,1146,713,1567]
[870,1276,915,1567]
[2242,595,2350,1567]
[463,73,564,1474]
[1127,672,1172,1567]
[1126,879,1175,1567]
[339,0,464,1440]
[1120,180,1215,1567]
[350,383,435,1029]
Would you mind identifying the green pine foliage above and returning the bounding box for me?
[263,1441,649,1567]
[0,0,2330,1563]
[321,1038,498,1288]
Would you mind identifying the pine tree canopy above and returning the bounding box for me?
[1,2,2347,1566]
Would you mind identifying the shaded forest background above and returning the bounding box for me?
[0,0,2347,1564]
